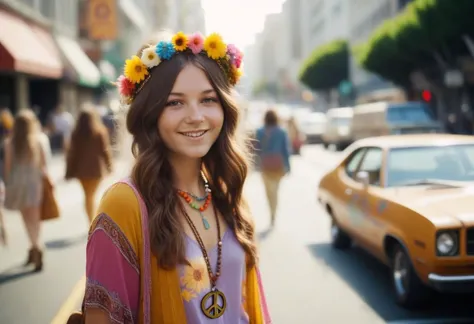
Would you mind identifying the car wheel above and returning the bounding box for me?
[331,220,352,249]
[391,245,430,308]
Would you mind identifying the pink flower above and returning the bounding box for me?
[227,44,239,56]
[227,44,243,68]
[233,54,243,68]
[187,32,204,54]
[117,75,135,96]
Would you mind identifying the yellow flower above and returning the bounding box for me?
[230,66,243,85]
[172,31,188,51]
[204,33,227,59]
[181,258,210,293]
[124,55,148,84]
[181,289,197,302]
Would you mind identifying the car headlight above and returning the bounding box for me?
[436,231,459,256]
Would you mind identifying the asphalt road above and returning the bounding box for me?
[1,145,474,324]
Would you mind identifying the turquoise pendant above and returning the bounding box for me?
[202,216,210,230]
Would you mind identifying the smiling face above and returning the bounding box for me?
[157,64,224,161]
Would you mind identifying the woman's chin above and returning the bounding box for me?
[177,147,212,160]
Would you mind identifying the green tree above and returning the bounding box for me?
[356,0,474,87]
[298,39,349,91]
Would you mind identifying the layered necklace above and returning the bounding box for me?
[177,176,212,230]
[177,174,226,319]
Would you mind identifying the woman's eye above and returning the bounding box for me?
[166,100,182,107]
[202,97,218,104]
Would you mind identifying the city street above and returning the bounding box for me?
[1,146,474,323]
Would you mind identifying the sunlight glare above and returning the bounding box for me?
[202,0,285,48]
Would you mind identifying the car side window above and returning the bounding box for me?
[358,147,383,186]
[345,148,366,178]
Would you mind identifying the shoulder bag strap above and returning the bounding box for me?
[119,177,151,324]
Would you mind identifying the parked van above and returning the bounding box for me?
[322,107,353,150]
[351,101,444,141]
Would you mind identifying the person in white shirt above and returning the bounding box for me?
[50,105,74,151]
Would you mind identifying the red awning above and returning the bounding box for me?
[0,9,62,78]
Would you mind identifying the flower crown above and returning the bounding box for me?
[115,32,244,104]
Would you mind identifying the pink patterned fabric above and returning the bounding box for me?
[257,267,272,323]
[85,178,151,324]
[85,213,140,323]
[118,178,151,324]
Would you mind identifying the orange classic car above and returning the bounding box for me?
[318,134,474,308]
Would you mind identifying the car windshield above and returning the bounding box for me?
[386,145,474,187]
[386,103,435,124]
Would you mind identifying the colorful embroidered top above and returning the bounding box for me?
[84,182,271,324]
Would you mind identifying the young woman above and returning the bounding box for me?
[65,106,113,223]
[4,110,47,271]
[83,32,271,323]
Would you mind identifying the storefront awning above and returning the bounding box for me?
[0,9,62,78]
[56,35,101,88]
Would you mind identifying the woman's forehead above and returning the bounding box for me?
[171,65,214,94]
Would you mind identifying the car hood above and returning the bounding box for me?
[381,184,474,227]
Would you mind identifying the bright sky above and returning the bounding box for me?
[202,0,285,49]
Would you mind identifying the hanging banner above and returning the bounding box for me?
[87,0,118,40]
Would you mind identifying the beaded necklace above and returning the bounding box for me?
[176,175,212,229]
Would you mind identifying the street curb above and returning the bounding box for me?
[50,275,85,324]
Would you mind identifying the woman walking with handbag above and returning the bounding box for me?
[65,106,113,224]
[256,109,291,227]
[3,110,47,271]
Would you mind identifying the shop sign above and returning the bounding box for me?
[88,0,118,40]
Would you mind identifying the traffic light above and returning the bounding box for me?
[421,90,432,102]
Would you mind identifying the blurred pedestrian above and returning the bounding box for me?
[256,109,291,227]
[49,104,74,152]
[3,110,48,271]
[0,107,13,246]
[76,32,270,323]
[65,105,113,224]
[287,116,303,154]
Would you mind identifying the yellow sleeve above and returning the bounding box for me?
[85,182,144,322]
[91,182,142,255]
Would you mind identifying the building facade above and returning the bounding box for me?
[0,0,162,122]
[299,0,349,61]
[347,0,402,97]
[0,0,83,121]
[165,0,205,34]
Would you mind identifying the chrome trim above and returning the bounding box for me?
[428,273,474,282]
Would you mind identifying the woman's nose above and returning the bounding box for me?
[187,102,205,123]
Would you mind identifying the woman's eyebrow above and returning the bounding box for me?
[169,89,215,96]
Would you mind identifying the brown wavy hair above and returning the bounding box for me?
[11,109,40,163]
[71,105,107,145]
[126,48,257,270]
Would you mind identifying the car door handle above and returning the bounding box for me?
[345,188,352,195]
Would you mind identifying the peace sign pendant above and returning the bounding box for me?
[201,288,227,319]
